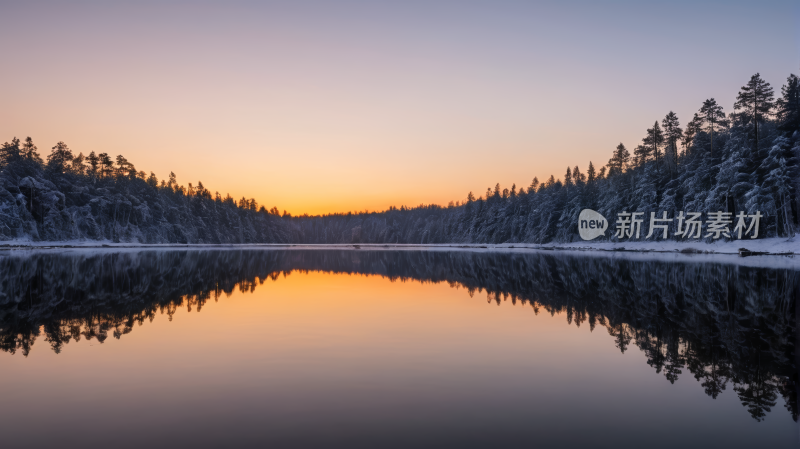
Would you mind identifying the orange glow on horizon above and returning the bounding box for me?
[1,3,794,216]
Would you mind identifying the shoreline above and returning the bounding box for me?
[1,235,798,258]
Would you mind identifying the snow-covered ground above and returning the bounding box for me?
[533,235,800,255]
[2,237,800,271]
[2,234,800,255]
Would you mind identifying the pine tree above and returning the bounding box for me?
[72,153,86,175]
[564,166,573,188]
[642,122,665,172]
[87,151,99,178]
[607,143,630,176]
[661,112,683,174]
[0,137,21,166]
[115,155,133,177]
[99,153,113,177]
[776,74,800,135]
[197,181,205,195]
[587,162,596,183]
[632,145,647,168]
[22,137,42,164]
[573,166,585,184]
[528,177,539,193]
[734,73,775,153]
[683,113,702,155]
[758,139,795,236]
[697,99,728,159]
[46,141,73,173]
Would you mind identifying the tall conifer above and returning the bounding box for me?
[734,73,775,152]
[661,112,682,174]
[777,74,800,134]
[22,137,42,164]
[697,99,728,158]
[607,143,630,176]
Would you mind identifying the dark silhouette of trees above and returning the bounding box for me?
[0,137,21,165]
[661,112,682,175]
[697,99,728,159]
[99,152,113,178]
[642,121,665,171]
[683,113,701,155]
[22,137,42,164]
[777,74,800,134]
[586,162,596,184]
[46,141,73,173]
[607,143,630,176]
[86,151,99,179]
[734,73,775,153]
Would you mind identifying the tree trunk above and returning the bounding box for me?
[755,97,760,155]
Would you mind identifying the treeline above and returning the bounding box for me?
[286,72,800,243]
[0,137,290,243]
[1,72,798,243]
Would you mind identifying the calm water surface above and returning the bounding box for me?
[1,249,798,448]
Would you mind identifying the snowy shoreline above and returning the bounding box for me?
[1,235,799,256]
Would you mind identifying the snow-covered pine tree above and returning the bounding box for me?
[662,112,683,178]
[777,74,800,136]
[697,99,728,160]
[735,73,775,156]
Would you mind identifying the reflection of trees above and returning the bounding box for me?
[688,342,731,399]
[0,249,797,422]
[607,323,632,353]
[735,363,779,422]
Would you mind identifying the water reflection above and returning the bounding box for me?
[0,249,797,423]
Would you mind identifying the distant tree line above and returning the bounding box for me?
[1,72,798,243]
[286,72,800,243]
[0,137,289,243]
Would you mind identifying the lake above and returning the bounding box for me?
[1,248,798,448]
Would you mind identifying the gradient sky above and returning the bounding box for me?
[1,0,798,215]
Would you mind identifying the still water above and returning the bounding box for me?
[1,248,798,448]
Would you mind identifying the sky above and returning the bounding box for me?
[1,0,798,215]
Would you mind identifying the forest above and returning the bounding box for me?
[1,72,798,244]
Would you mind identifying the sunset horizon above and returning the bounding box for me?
[4,1,796,216]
